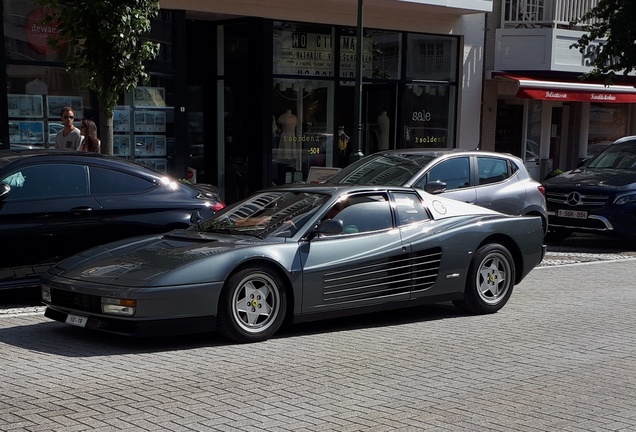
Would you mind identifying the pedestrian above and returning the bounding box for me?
[55,106,82,150]
[79,119,100,153]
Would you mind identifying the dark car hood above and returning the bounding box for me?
[49,230,267,287]
[544,168,636,188]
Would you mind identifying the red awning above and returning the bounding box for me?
[494,72,636,103]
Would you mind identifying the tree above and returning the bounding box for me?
[571,0,636,84]
[43,0,160,154]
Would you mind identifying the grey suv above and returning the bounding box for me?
[327,149,547,233]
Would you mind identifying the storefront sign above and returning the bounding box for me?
[273,30,372,77]
[339,36,373,78]
[517,88,636,103]
[25,7,59,54]
[274,30,334,75]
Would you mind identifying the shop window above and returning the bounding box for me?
[406,34,458,81]
[338,29,401,80]
[402,83,455,148]
[113,76,174,173]
[272,79,335,185]
[6,65,92,150]
[589,103,628,148]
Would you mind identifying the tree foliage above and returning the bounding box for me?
[571,0,636,82]
[42,0,160,154]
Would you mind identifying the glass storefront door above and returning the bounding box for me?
[271,79,335,185]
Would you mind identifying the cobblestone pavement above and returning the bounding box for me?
[2,244,636,431]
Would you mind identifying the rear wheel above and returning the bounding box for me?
[217,266,287,343]
[453,244,515,314]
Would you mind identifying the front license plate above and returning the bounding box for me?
[65,314,88,328]
[558,209,588,219]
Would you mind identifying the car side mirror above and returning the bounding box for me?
[314,219,344,236]
[424,180,446,195]
[0,183,10,201]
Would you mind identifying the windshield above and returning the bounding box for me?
[327,153,436,185]
[587,141,636,170]
[196,191,330,238]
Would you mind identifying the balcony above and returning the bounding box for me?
[495,0,601,73]
[501,0,598,29]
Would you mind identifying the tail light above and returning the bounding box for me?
[537,185,545,195]
[211,201,226,212]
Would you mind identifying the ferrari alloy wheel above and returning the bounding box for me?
[454,244,515,314]
[217,266,287,343]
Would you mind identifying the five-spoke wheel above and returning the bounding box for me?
[453,243,515,314]
[217,266,287,343]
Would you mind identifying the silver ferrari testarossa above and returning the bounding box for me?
[41,184,545,343]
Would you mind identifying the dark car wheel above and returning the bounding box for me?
[217,266,287,343]
[453,244,515,314]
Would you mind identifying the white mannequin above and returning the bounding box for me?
[377,111,390,150]
[277,109,300,170]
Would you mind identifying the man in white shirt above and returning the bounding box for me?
[55,106,82,150]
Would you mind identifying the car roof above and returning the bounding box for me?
[0,150,160,174]
[613,136,636,145]
[368,148,521,161]
[258,183,420,195]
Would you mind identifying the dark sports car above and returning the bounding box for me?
[543,136,636,241]
[41,184,545,343]
[0,150,224,290]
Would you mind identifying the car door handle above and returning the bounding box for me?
[69,207,94,214]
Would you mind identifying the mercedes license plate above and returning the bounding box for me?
[558,209,587,219]
[65,314,88,328]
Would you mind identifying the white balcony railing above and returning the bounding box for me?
[501,0,599,29]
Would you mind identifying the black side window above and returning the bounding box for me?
[477,157,510,185]
[90,166,155,195]
[420,157,470,191]
[323,193,393,235]
[393,192,430,226]
[1,163,88,200]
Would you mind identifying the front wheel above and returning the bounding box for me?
[453,244,515,314]
[217,266,287,343]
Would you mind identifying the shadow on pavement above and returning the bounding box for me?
[0,302,466,356]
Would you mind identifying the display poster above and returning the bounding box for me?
[113,135,131,156]
[47,96,84,119]
[136,158,167,173]
[9,121,45,143]
[306,167,341,183]
[134,110,166,133]
[114,107,131,132]
[8,94,43,118]
[133,87,166,107]
[135,135,166,156]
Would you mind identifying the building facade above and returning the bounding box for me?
[1,0,491,203]
[483,0,636,180]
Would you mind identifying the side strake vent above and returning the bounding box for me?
[411,248,442,291]
[322,247,442,303]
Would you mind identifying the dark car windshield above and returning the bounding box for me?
[586,141,636,170]
[327,153,437,185]
[197,191,330,238]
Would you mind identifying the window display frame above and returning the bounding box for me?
[7,94,43,118]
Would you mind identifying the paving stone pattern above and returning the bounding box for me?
[1,260,636,431]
